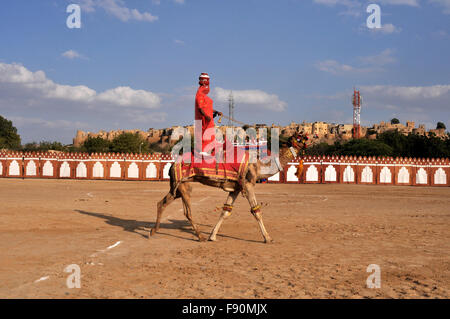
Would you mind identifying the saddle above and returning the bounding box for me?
[173,144,250,186]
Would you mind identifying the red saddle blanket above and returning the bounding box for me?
[173,148,250,184]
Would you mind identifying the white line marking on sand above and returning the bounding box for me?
[90,241,122,257]
[34,276,50,283]
[87,192,94,198]
[198,197,209,203]
[106,241,122,250]
[86,262,104,266]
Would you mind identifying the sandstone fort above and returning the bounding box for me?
[73,120,448,148]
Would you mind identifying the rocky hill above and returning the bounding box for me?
[73,120,448,148]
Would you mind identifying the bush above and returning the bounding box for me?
[377,130,450,158]
[149,142,171,154]
[306,139,393,157]
[338,139,393,157]
[305,130,450,158]
[82,136,111,154]
[437,122,446,130]
[111,133,150,154]
[23,141,67,152]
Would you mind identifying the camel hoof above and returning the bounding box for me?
[264,238,274,244]
[150,228,156,237]
[198,236,207,242]
[208,236,217,242]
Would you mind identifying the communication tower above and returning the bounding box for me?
[352,89,362,139]
[228,91,235,127]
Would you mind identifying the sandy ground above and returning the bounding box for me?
[0,178,449,299]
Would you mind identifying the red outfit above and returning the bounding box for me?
[195,85,215,153]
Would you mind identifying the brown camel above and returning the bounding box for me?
[149,133,307,243]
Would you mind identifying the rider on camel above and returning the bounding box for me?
[195,72,222,156]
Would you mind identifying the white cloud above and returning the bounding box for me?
[174,39,185,45]
[378,0,419,5]
[314,0,419,6]
[378,23,402,34]
[431,29,450,41]
[313,84,450,129]
[429,0,450,13]
[125,111,167,123]
[151,0,185,5]
[315,49,397,75]
[316,60,357,74]
[62,50,86,60]
[361,84,450,100]
[213,87,287,112]
[359,48,396,66]
[79,0,158,22]
[0,62,161,109]
[8,116,89,130]
[313,0,357,6]
[0,62,97,102]
[432,29,449,38]
[313,0,419,16]
[359,84,450,124]
[317,84,450,104]
[79,0,96,12]
[358,22,402,34]
[315,49,396,74]
[313,0,362,16]
[97,87,161,108]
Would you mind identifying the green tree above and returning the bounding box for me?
[82,136,111,154]
[338,139,393,157]
[306,142,337,156]
[149,142,171,154]
[437,122,446,130]
[22,142,39,151]
[306,139,393,157]
[299,129,450,158]
[0,115,21,150]
[111,132,150,154]
[377,131,407,157]
[377,130,450,158]
[22,141,67,152]
[390,118,400,125]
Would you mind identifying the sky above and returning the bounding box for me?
[0,0,449,144]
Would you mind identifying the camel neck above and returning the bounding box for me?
[278,147,296,168]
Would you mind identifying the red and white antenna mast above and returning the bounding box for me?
[352,89,362,139]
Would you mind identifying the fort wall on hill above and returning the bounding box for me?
[72,121,448,148]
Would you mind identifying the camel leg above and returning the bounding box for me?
[209,190,240,242]
[244,183,273,243]
[179,184,205,242]
[150,191,176,237]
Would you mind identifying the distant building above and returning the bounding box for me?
[73,119,447,148]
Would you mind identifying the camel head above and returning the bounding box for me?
[286,132,310,179]
[259,131,311,178]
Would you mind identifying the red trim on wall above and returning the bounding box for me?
[0,152,448,187]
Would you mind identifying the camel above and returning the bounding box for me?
[149,133,307,243]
